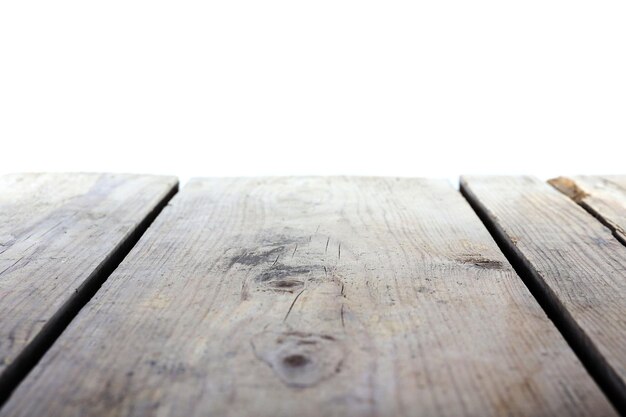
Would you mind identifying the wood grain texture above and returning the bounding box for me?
[1,177,615,417]
[0,173,178,398]
[461,175,626,412]
[549,176,626,246]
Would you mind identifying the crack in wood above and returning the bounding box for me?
[284,289,305,322]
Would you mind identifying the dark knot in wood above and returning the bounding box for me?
[251,330,344,388]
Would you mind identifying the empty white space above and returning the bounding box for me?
[1,1,625,185]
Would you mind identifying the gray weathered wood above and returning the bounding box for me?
[0,173,178,398]
[549,176,626,245]
[1,177,616,416]
[461,175,626,412]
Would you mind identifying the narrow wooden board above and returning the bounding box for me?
[549,176,626,245]
[461,176,626,412]
[0,173,178,400]
[1,178,615,416]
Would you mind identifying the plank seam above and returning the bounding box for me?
[459,181,626,416]
[0,182,179,408]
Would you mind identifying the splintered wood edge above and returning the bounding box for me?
[548,177,590,203]
[548,176,626,246]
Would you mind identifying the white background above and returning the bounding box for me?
[1,1,624,186]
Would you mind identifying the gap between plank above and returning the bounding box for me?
[459,182,626,416]
[0,183,179,408]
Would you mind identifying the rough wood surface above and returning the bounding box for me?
[0,173,178,398]
[461,176,626,412]
[2,177,615,417]
[549,176,626,245]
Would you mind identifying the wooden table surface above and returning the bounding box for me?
[0,174,624,417]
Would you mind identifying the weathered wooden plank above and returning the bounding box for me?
[0,173,178,402]
[461,176,626,413]
[1,178,616,416]
[549,176,626,246]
